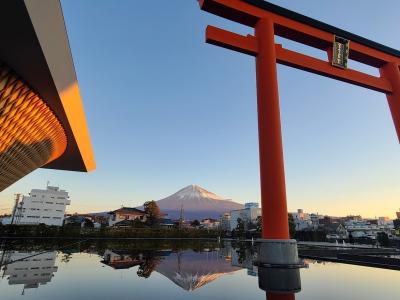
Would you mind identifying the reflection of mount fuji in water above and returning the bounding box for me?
[155,250,241,291]
[100,246,248,291]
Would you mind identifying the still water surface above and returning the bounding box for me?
[0,239,399,300]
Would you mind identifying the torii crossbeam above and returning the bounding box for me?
[199,0,400,241]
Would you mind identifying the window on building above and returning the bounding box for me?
[46,202,54,204]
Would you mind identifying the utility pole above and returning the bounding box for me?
[179,204,184,229]
[10,194,21,225]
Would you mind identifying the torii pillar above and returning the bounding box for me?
[198,0,299,265]
[255,18,289,240]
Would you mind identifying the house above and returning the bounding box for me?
[200,218,220,229]
[64,215,86,226]
[324,223,348,239]
[108,207,146,227]
[319,216,342,226]
[64,214,97,228]
[112,219,140,228]
[290,209,324,231]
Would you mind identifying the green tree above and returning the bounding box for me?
[137,251,160,278]
[377,232,389,247]
[83,218,94,228]
[256,216,262,232]
[236,218,245,238]
[191,219,200,227]
[143,201,161,227]
[288,213,296,238]
[131,218,144,228]
[235,243,246,264]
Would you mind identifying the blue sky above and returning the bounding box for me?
[1,0,400,217]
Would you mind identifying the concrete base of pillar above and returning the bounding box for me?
[256,239,300,267]
[258,266,301,293]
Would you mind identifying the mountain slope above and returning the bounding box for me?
[154,185,243,220]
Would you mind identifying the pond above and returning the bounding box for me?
[0,239,399,300]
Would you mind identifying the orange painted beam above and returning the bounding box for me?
[380,63,400,143]
[276,45,393,94]
[200,0,400,67]
[205,25,393,93]
[206,25,257,56]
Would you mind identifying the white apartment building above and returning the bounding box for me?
[13,186,70,226]
[230,203,261,230]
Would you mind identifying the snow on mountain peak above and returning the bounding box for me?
[154,185,244,219]
[175,185,226,201]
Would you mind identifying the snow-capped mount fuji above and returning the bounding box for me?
[153,185,244,220]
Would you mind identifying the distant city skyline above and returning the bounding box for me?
[1,0,400,218]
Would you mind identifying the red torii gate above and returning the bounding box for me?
[199,0,400,241]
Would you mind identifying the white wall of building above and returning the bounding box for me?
[13,186,70,226]
[219,213,231,231]
[290,209,315,231]
[230,207,261,230]
[345,220,394,238]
